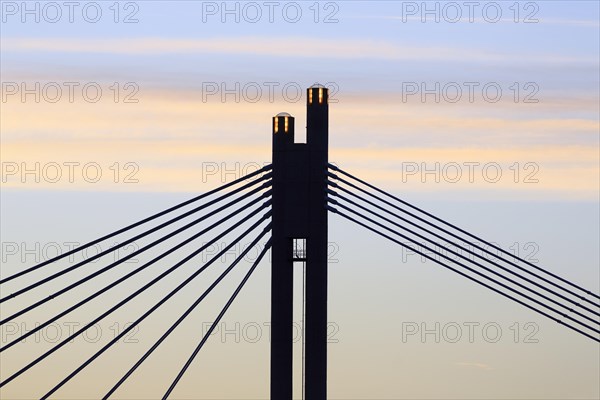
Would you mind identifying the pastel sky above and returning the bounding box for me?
[1,1,599,399]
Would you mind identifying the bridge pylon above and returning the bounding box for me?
[271,84,329,399]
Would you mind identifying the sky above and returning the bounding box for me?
[1,1,599,399]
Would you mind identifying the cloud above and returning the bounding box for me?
[348,15,600,28]
[2,88,598,147]
[456,362,493,370]
[1,36,596,65]
[2,88,597,199]
[2,137,598,199]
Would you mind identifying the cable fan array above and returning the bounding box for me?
[0,165,273,399]
[326,163,600,343]
[1,160,598,399]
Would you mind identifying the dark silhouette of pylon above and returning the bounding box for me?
[271,84,329,399]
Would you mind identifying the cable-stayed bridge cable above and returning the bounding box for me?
[0,184,271,325]
[1,172,272,300]
[0,165,272,284]
[104,235,272,399]
[327,203,599,343]
[162,238,272,399]
[0,192,272,351]
[40,222,272,400]
[328,165,600,305]
[0,203,271,388]
[327,187,599,324]
[328,197,599,335]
